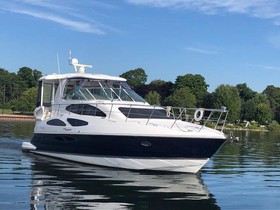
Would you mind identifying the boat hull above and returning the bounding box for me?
[26,133,226,173]
[31,151,210,173]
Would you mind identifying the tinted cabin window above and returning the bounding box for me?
[119,107,172,119]
[66,104,106,117]
[43,83,53,107]
[47,119,66,126]
[67,118,88,126]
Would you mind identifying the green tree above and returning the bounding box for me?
[255,103,272,124]
[174,74,208,106]
[150,80,166,86]
[164,87,196,108]
[0,68,11,106]
[17,67,34,89]
[10,87,38,112]
[268,121,280,132]
[241,93,272,123]
[120,68,147,88]
[150,80,174,99]
[134,80,174,105]
[0,68,25,107]
[17,67,42,89]
[33,69,43,86]
[263,85,280,123]
[145,91,161,105]
[212,84,241,122]
[236,83,256,101]
[241,99,256,121]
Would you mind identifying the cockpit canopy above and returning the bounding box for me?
[63,78,145,102]
[36,76,146,108]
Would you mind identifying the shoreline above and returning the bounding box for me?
[0,114,35,122]
[0,114,270,132]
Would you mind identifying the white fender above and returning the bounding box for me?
[34,106,45,121]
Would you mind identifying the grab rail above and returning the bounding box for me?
[51,102,228,132]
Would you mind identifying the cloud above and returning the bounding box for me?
[0,0,107,34]
[10,8,105,34]
[125,0,280,24]
[259,65,280,72]
[247,64,280,72]
[185,46,218,55]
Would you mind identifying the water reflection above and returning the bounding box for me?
[0,121,34,139]
[205,130,280,174]
[0,121,220,209]
[29,156,220,210]
[2,122,280,209]
[203,131,280,209]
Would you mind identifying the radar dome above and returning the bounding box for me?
[71,58,78,65]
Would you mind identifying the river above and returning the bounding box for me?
[0,121,280,210]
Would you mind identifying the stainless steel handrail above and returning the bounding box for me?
[51,102,228,132]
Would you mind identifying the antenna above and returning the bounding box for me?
[69,51,92,73]
[69,50,72,65]
[57,52,61,74]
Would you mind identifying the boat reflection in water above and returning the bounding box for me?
[29,156,220,210]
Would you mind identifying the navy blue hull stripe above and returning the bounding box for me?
[31,134,226,159]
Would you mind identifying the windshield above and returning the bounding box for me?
[63,78,146,103]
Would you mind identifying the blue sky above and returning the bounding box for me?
[1,0,280,92]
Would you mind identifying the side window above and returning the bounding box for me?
[67,118,88,126]
[43,83,53,107]
[66,104,106,117]
[47,119,66,126]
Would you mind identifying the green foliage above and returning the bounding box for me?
[174,74,208,106]
[2,63,280,129]
[263,85,280,123]
[241,93,272,124]
[0,67,42,112]
[0,68,26,106]
[119,68,147,88]
[241,99,256,121]
[164,87,196,107]
[145,91,161,105]
[236,83,256,101]
[255,103,272,124]
[134,80,174,105]
[10,87,38,112]
[17,67,42,88]
[212,84,241,122]
[0,109,13,114]
[150,80,166,86]
[268,121,280,132]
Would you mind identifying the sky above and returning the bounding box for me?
[1,0,280,92]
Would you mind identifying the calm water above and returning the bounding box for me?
[1,121,280,210]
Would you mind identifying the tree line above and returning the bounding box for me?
[0,67,42,112]
[1,66,280,129]
[120,68,280,129]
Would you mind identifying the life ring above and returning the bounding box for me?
[194,108,204,121]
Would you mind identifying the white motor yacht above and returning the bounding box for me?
[22,57,228,173]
